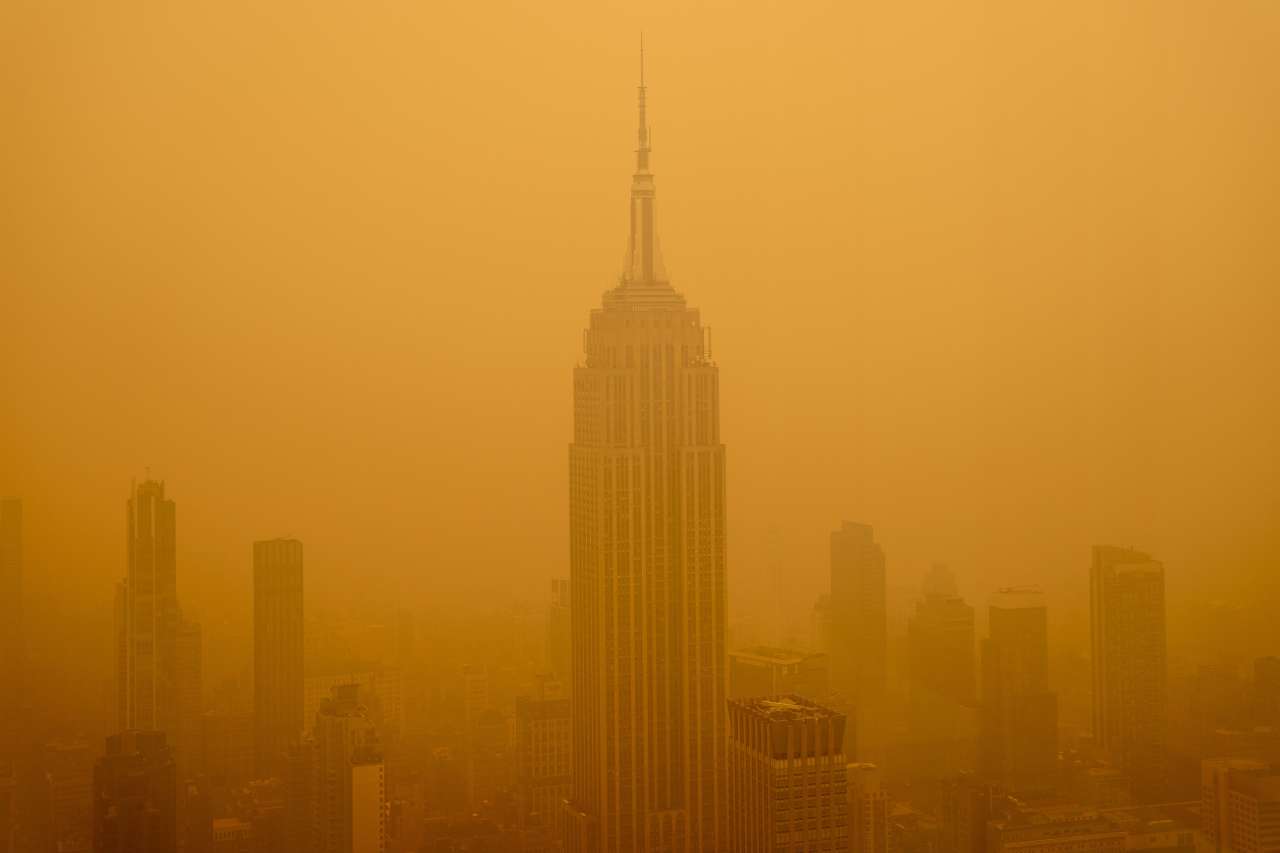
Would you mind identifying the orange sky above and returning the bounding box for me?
[3,1,1278,685]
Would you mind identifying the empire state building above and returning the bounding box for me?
[565,57,728,853]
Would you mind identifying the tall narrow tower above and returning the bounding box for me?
[119,480,179,735]
[1090,545,1167,803]
[565,50,728,853]
[254,538,305,778]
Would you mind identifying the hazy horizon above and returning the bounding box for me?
[5,0,1279,714]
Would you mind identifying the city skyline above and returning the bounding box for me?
[3,8,1279,853]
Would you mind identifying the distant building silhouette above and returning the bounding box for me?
[729,646,830,702]
[514,677,570,853]
[980,588,1057,793]
[907,565,977,775]
[830,522,887,703]
[117,481,179,736]
[1091,546,1168,803]
[728,696,849,852]
[545,579,571,690]
[253,538,304,778]
[0,498,21,761]
[908,564,975,707]
[92,730,178,853]
[564,53,727,852]
[1256,657,1280,728]
[308,684,385,853]
[44,740,94,853]
[848,763,890,853]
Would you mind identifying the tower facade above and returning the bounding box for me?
[980,588,1057,793]
[565,59,728,853]
[1090,546,1168,802]
[254,538,305,778]
[830,522,887,702]
[727,696,849,853]
[310,684,385,853]
[119,480,180,735]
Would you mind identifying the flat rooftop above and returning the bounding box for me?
[732,694,841,722]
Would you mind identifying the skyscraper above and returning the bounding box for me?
[830,522,887,702]
[0,498,21,760]
[254,538,304,778]
[175,617,203,785]
[92,730,178,853]
[565,54,728,853]
[980,588,1057,793]
[907,565,975,708]
[847,764,889,853]
[309,684,385,853]
[1200,758,1280,853]
[1090,546,1168,803]
[727,696,849,852]
[118,480,180,735]
[907,565,977,774]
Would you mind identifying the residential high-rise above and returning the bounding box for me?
[727,696,849,853]
[1090,546,1168,803]
[0,499,21,762]
[118,480,180,736]
[830,522,887,702]
[980,588,1057,793]
[564,56,728,853]
[310,684,385,853]
[92,730,178,853]
[254,538,304,778]
[847,764,889,853]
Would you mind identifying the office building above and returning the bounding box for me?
[1201,758,1280,853]
[729,647,830,702]
[253,538,304,778]
[848,763,889,853]
[830,522,887,702]
[980,588,1058,793]
[515,678,570,852]
[117,480,180,737]
[92,730,178,853]
[1091,546,1168,803]
[564,56,728,853]
[310,684,385,853]
[908,565,975,707]
[728,696,849,852]
[986,803,1125,853]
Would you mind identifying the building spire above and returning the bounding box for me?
[622,36,667,288]
[637,34,650,173]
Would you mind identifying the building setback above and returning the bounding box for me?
[564,53,727,853]
[728,696,849,853]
